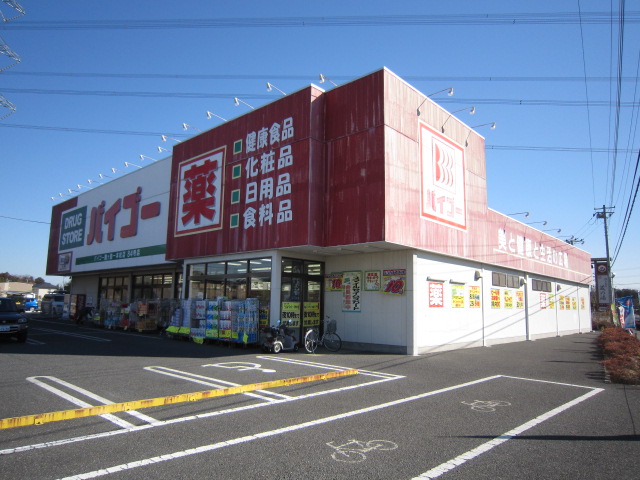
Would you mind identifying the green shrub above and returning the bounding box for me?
[598,327,640,384]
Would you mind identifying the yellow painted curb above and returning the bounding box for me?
[0,369,358,430]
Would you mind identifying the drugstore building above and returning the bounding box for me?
[46,68,593,354]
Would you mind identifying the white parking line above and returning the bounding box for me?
[27,376,161,428]
[54,375,603,480]
[411,387,604,479]
[144,366,292,401]
[256,355,405,380]
[32,327,111,342]
[2,360,401,456]
[56,376,502,480]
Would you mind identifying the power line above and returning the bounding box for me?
[4,71,640,82]
[1,12,640,30]
[2,87,639,108]
[0,215,50,225]
[0,122,637,155]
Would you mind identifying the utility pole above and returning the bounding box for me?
[594,205,615,318]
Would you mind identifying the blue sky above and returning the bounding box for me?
[1,1,639,290]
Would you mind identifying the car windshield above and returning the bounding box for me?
[0,299,18,312]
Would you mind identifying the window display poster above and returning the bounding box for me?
[469,286,481,308]
[504,290,513,309]
[549,295,555,309]
[491,289,501,308]
[559,296,565,310]
[567,296,573,310]
[428,282,444,308]
[364,270,381,291]
[580,297,585,310]
[303,302,320,327]
[325,273,343,292]
[540,292,547,309]
[382,269,406,295]
[281,301,301,327]
[516,290,524,309]
[451,284,464,308]
[342,271,362,312]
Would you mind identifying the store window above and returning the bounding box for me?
[492,272,521,288]
[132,273,176,300]
[280,258,324,342]
[99,275,129,303]
[186,257,272,301]
[532,279,552,292]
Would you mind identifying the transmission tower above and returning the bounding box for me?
[0,1,25,22]
[0,0,24,120]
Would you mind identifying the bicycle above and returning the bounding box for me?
[326,439,397,463]
[304,317,342,353]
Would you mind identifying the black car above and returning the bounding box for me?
[0,297,29,343]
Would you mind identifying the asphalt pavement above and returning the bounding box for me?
[0,314,638,479]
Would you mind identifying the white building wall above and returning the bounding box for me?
[70,275,100,307]
[413,252,484,353]
[324,249,413,353]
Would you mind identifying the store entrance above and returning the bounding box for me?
[280,258,324,345]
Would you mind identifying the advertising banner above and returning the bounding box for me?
[428,282,444,308]
[504,290,513,309]
[364,271,381,291]
[281,302,301,327]
[516,290,524,309]
[382,269,406,295]
[342,271,362,312]
[491,289,501,308]
[451,284,464,308]
[325,273,343,292]
[469,286,481,308]
[617,296,636,329]
[303,302,320,327]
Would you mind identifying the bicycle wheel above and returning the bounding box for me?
[365,440,398,451]
[322,332,342,352]
[304,329,319,353]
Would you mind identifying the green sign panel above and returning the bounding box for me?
[75,244,166,265]
[59,206,87,251]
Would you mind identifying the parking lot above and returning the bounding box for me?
[0,316,637,479]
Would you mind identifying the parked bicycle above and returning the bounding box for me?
[304,316,342,353]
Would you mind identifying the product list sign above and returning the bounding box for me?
[170,111,307,255]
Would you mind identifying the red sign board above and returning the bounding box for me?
[166,87,324,259]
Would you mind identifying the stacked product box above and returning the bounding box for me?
[242,298,260,344]
[192,300,207,338]
[205,299,219,338]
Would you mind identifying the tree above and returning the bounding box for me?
[614,288,639,305]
